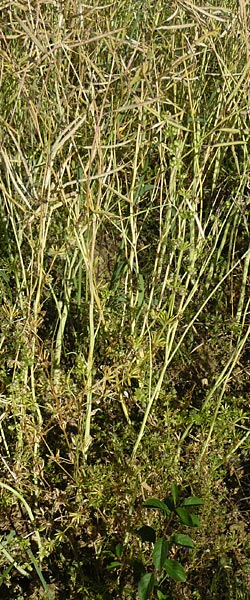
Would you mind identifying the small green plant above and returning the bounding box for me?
[136,484,203,600]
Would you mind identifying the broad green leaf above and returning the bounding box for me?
[143,498,171,515]
[189,514,200,527]
[171,484,179,507]
[163,496,175,512]
[182,496,203,507]
[138,573,155,600]
[132,558,145,579]
[172,534,194,548]
[137,525,156,543]
[152,538,168,571]
[115,543,123,558]
[176,507,200,527]
[164,559,187,582]
[175,507,192,525]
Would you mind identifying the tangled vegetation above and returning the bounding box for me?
[0,0,249,598]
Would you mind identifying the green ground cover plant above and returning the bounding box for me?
[135,484,203,599]
[0,0,249,598]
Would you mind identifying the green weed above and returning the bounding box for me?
[0,0,249,598]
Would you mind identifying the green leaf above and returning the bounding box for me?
[106,561,121,571]
[134,183,155,202]
[172,534,194,548]
[0,562,14,586]
[176,507,200,527]
[152,538,169,571]
[110,260,127,291]
[182,497,203,507]
[132,558,146,580]
[143,498,171,515]
[164,559,187,582]
[157,591,171,600]
[163,496,175,512]
[190,514,200,527]
[115,543,123,558]
[138,573,155,600]
[171,484,179,507]
[137,525,156,543]
[27,548,53,599]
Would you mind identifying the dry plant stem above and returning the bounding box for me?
[237,298,250,339]
[132,246,249,460]
[238,0,250,76]
[128,87,144,335]
[79,60,119,458]
[52,247,81,390]
[215,430,250,469]
[132,292,187,461]
[168,249,250,366]
[236,246,250,325]
[30,202,54,499]
[84,235,96,459]
[198,320,250,467]
[73,213,99,459]
[0,3,249,596]
[133,194,231,458]
[0,483,42,558]
[31,201,51,425]
[0,539,30,578]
